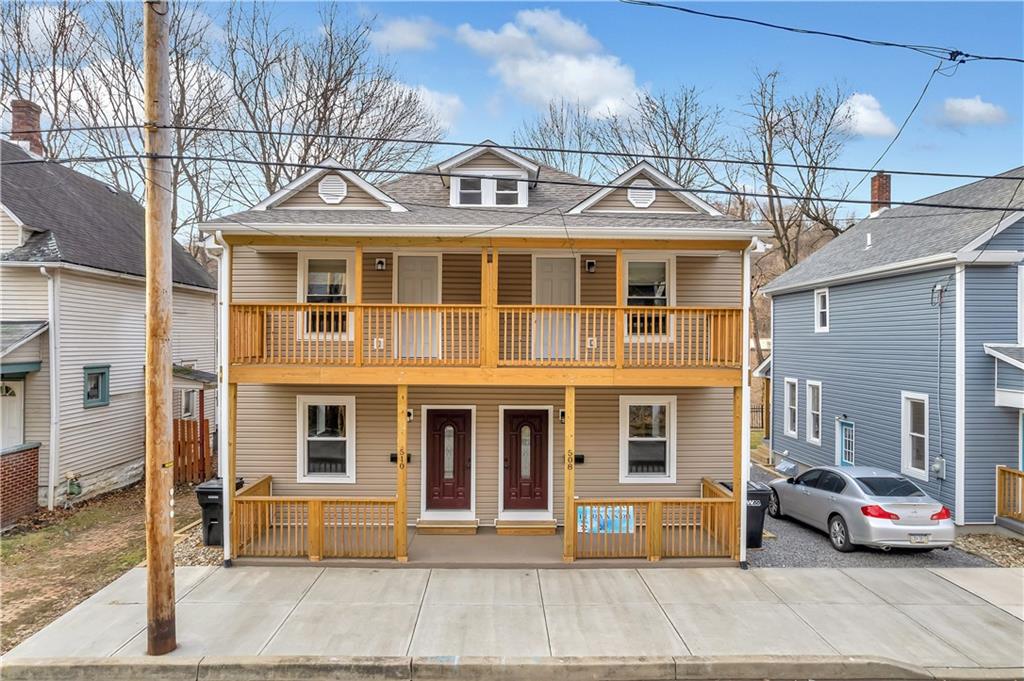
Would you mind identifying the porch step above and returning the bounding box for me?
[415,520,478,535]
[495,519,557,536]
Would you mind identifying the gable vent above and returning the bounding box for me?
[627,179,656,208]
[318,174,348,204]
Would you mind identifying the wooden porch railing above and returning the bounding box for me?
[996,466,1024,522]
[233,476,397,559]
[572,495,736,560]
[230,302,742,369]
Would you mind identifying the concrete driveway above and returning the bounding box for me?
[7,565,1022,674]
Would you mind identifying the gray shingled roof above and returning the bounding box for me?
[1,141,214,289]
[0,320,47,356]
[986,344,1024,367]
[762,167,1024,295]
[204,160,764,234]
[173,363,217,385]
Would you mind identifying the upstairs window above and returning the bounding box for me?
[814,288,830,332]
[301,255,350,337]
[452,176,526,207]
[458,177,483,205]
[625,258,672,336]
[495,178,520,205]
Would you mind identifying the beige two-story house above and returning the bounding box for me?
[203,141,767,564]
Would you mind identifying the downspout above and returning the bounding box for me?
[40,267,60,510]
[739,241,753,566]
[208,231,232,563]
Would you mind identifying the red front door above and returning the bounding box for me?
[503,410,548,511]
[425,409,472,510]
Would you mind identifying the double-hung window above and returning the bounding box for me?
[301,255,350,337]
[784,378,798,437]
[806,381,822,445]
[814,288,830,332]
[900,391,929,481]
[625,258,672,336]
[619,395,676,483]
[457,177,483,205]
[494,178,520,205]
[297,395,356,483]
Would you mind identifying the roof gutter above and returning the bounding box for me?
[39,267,60,510]
[198,224,771,240]
[761,252,956,297]
[0,260,215,293]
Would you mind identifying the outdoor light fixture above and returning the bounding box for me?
[585,259,597,273]
[558,409,566,424]
[375,258,387,271]
[406,409,414,422]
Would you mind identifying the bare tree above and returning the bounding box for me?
[513,99,600,178]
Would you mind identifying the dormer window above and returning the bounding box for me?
[458,177,483,205]
[451,175,527,207]
[495,178,520,205]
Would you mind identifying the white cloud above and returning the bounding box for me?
[838,93,898,137]
[456,10,636,116]
[941,96,1007,127]
[413,85,463,130]
[371,17,443,52]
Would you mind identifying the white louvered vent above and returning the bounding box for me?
[318,174,348,204]
[627,179,656,208]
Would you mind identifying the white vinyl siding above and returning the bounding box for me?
[806,381,822,445]
[901,391,929,481]
[784,378,798,438]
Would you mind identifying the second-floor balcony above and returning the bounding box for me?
[229,302,743,370]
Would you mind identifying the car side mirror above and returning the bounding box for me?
[786,477,795,484]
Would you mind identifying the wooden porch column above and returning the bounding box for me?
[226,382,237,559]
[395,384,409,561]
[485,249,499,367]
[562,385,576,562]
[353,245,363,366]
[614,249,624,368]
[732,385,743,560]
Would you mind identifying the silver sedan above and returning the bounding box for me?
[766,466,955,552]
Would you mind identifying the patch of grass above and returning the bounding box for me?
[750,429,765,451]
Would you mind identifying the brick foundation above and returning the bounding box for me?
[2,443,41,528]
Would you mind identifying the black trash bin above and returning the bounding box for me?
[196,477,243,546]
[718,480,772,549]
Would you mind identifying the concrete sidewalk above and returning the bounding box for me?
[5,566,1023,674]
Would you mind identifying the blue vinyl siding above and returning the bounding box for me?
[963,264,1021,522]
[771,268,958,511]
[984,220,1023,251]
[996,362,1024,392]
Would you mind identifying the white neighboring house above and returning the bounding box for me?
[1,112,217,509]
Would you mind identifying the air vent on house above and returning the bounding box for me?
[318,174,348,204]
[627,179,656,209]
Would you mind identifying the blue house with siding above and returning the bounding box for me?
[762,170,1023,527]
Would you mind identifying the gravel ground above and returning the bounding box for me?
[173,525,223,567]
[747,465,993,568]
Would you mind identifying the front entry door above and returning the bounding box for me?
[838,420,855,466]
[397,255,440,359]
[425,409,471,510]
[534,257,576,360]
[503,410,548,511]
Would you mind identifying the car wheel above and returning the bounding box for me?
[767,490,783,519]
[828,515,854,553]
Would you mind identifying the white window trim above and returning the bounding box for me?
[296,394,356,484]
[297,252,354,341]
[622,254,676,341]
[900,390,929,482]
[181,388,198,419]
[805,380,822,446]
[814,288,830,333]
[619,395,677,484]
[450,169,529,207]
[783,378,799,438]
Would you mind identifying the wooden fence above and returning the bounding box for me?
[996,466,1024,522]
[233,476,396,560]
[173,418,212,484]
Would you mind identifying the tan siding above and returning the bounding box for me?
[231,250,297,302]
[676,253,742,307]
[579,254,615,305]
[441,253,481,304]
[497,253,531,304]
[456,151,521,171]
[1,208,24,252]
[362,252,393,303]
[0,266,48,320]
[277,174,388,209]
[25,336,51,492]
[589,173,699,213]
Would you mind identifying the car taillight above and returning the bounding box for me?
[931,506,951,520]
[861,504,900,520]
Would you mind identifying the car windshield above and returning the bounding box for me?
[855,477,924,497]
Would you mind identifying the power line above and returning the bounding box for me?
[619,0,1024,64]
[4,153,1022,213]
[5,123,1024,183]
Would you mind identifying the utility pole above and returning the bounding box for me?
[143,0,176,655]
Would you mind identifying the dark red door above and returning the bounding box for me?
[503,410,548,510]
[426,409,471,510]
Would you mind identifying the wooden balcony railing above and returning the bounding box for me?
[572,494,736,560]
[996,466,1024,522]
[229,303,742,370]
[233,476,396,560]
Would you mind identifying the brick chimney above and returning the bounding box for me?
[870,171,891,213]
[10,99,43,156]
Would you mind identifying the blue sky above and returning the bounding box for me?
[282,2,1022,215]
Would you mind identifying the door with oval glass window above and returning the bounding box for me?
[425,409,471,510]
[503,410,548,511]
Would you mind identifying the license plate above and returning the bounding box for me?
[909,534,930,544]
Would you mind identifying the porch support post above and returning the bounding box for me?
[562,385,576,562]
[395,384,409,561]
[485,249,499,367]
[732,385,742,560]
[226,382,237,560]
[353,245,363,367]
[615,249,624,369]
